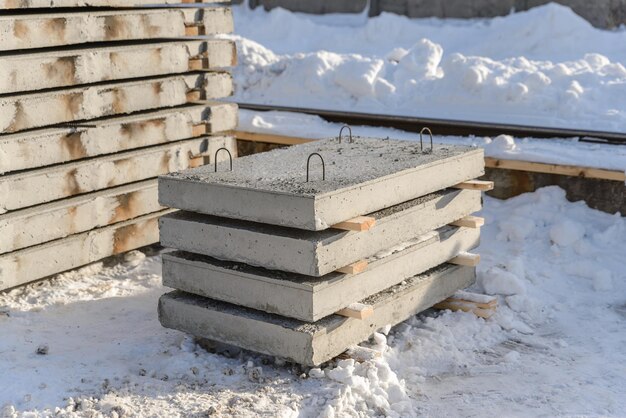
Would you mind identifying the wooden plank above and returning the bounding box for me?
[336,303,374,320]
[0,210,174,292]
[453,180,495,191]
[433,300,495,319]
[0,41,235,95]
[0,8,233,52]
[0,102,238,174]
[234,130,314,145]
[0,180,161,255]
[450,215,485,229]
[331,216,376,232]
[0,0,228,8]
[0,136,236,214]
[233,131,626,183]
[336,346,382,362]
[0,73,232,134]
[335,260,369,275]
[485,157,626,182]
[449,252,480,267]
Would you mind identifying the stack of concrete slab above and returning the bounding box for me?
[0,1,237,291]
[158,136,489,366]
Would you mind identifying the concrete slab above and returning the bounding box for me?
[0,0,227,7]
[0,135,235,214]
[0,209,173,292]
[158,264,476,366]
[0,8,233,51]
[0,180,162,254]
[162,225,480,321]
[0,102,238,174]
[159,188,481,276]
[159,137,484,230]
[0,40,235,95]
[0,73,232,134]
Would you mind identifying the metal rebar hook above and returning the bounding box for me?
[338,125,353,144]
[214,147,233,172]
[420,127,433,153]
[306,152,325,182]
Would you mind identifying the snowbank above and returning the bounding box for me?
[224,4,626,132]
[1,188,625,416]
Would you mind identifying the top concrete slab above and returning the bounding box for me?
[159,137,484,230]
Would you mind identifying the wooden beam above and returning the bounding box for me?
[433,300,495,319]
[234,130,314,145]
[336,303,374,320]
[485,157,626,182]
[450,215,485,229]
[188,58,209,71]
[336,346,382,362]
[331,216,376,232]
[449,252,480,267]
[453,180,494,191]
[185,25,204,36]
[233,131,626,183]
[336,260,368,275]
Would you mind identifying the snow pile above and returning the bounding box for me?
[225,4,626,132]
[1,187,625,416]
[239,109,626,173]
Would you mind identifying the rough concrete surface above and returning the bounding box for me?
[0,209,173,292]
[0,40,236,95]
[0,8,233,52]
[0,0,227,8]
[159,188,481,276]
[0,102,238,174]
[159,264,475,366]
[0,180,161,254]
[0,136,236,214]
[0,73,232,134]
[160,137,484,230]
[162,225,480,321]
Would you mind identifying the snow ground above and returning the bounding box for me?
[1,187,625,417]
[239,109,626,174]
[223,4,626,133]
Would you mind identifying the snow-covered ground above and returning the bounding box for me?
[224,4,626,133]
[2,187,625,417]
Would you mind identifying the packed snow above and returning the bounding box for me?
[239,109,626,174]
[1,187,625,417]
[223,4,626,133]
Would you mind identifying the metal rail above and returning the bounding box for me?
[237,103,626,145]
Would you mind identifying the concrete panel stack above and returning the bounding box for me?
[158,134,490,366]
[0,2,238,291]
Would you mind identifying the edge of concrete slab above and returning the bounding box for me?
[159,188,482,276]
[162,225,480,321]
[159,139,485,230]
[158,264,476,366]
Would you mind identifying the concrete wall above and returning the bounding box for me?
[238,0,626,28]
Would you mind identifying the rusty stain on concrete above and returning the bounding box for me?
[61,131,88,160]
[64,168,82,197]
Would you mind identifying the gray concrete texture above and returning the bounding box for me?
[0,8,233,52]
[159,264,475,366]
[0,40,235,95]
[159,188,481,276]
[239,0,626,28]
[162,225,480,322]
[159,137,484,230]
[0,102,238,174]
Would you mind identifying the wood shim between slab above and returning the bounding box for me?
[336,303,374,320]
[331,216,376,232]
[234,131,626,182]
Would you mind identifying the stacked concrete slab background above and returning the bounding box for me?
[0,0,238,291]
[158,136,487,365]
